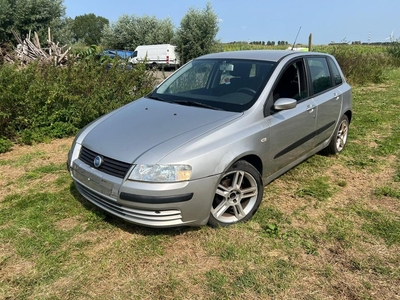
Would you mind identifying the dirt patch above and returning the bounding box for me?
[357,83,391,93]
[0,242,36,285]
[0,137,73,201]
[55,216,82,231]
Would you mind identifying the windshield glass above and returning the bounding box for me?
[149,58,276,112]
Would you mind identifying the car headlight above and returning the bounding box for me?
[128,164,192,182]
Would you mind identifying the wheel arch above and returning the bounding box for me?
[344,110,352,124]
[229,154,263,180]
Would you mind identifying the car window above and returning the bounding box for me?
[306,57,333,94]
[165,61,215,94]
[219,63,258,85]
[154,59,276,112]
[273,60,308,101]
[327,57,343,86]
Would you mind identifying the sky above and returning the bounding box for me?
[63,0,399,45]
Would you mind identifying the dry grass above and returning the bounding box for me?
[1,71,400,299]
[0,136,398,300]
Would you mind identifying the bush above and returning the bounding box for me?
[386,41,400,66]
[314,45,391,85]
[0,58,157,146]
[0,138,13,153]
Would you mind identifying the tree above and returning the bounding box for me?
[0,0,12,42]
[174,2,219,64]
[0,0,65,44]
[52,17,74,46]
[102,15,174,50]
[72,14,109,45]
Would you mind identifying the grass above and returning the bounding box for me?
[0,69,400,299]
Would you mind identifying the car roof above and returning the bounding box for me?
[197,50,327,62]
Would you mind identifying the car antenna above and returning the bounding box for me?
[291,26,302,50]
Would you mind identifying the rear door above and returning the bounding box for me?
[305,56,343,147]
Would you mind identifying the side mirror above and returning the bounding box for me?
[274,98,297,110]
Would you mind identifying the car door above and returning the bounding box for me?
[306,56,343,147]
[264,59,318,176]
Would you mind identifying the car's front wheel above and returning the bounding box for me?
[208,160,263,227]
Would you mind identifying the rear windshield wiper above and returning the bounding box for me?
[173,100,222,110]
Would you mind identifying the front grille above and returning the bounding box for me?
[79,146,132,179]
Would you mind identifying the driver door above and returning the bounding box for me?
[264,59,317,176]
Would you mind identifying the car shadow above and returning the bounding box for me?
[69,182,200,237]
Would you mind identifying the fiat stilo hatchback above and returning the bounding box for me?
[67,50,352,228]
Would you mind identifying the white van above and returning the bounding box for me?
[129,44,180,69]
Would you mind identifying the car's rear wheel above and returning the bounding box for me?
[208,160,263,227]
[322,115,349,155]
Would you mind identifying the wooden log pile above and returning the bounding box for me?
[11,28,71,66]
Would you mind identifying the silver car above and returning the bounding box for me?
[67,50,352,228]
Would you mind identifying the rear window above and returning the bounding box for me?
[328,57,343,86]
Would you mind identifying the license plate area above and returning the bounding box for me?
[72,161,119,200]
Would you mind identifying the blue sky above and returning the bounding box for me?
[63,0,398,45]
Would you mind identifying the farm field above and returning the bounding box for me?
[0,68,399,299]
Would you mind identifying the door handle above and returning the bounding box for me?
[334,92,340,100]
[306,104,316,112]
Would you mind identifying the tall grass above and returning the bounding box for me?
[386,41,400,64]
[314,44,392,84]
[221,43,395,85]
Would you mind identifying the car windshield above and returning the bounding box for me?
[148,58,277,112]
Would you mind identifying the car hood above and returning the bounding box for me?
[80,97,241,163]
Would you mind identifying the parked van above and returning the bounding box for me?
[129,44,180,69]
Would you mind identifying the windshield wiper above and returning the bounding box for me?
[173,100,222,110]
[146,94,164,101]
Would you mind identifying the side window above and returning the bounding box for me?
[307,57,333,94]
[328,57,343,86]
[273,60,308,101]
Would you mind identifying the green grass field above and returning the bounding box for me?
[0,69,399,299]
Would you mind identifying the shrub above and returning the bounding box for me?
[0,58,157,146]
[0,138,13,153]
[315,45,391,85]
[386,41,400,66]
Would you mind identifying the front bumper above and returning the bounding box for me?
[70,158,219,228]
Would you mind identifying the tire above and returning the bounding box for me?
[322,115,349,155]
[208,160,263,227]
